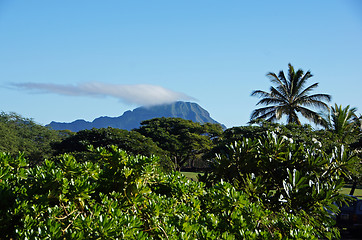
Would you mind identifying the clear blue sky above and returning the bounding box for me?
[1,0,362,128]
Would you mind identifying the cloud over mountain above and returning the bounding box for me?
[11,82,195,106]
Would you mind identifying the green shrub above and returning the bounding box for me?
[0,146,344,239]
[202,131,358,239]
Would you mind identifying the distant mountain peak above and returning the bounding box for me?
[48,101,225,132]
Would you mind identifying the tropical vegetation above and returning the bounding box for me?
[0,64,361,239]
[0,146,343,239]
[135,117,223,170]
[322,104,362,195]
[0,112,67,165]
[250,63,331,126]
[322,104,361,144]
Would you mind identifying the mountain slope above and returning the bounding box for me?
[48,101,225,132]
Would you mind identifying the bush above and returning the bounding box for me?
[201,131,358,239]
[0,146,345,239]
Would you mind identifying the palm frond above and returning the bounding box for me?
[268,72,289,95]
[297,106,324,125]
[296,96,331,110]
[250,64,330,126]
[290,69,304,96]
[266,115,278,122]
[331,104,358,130]
[278,70,289,88]
[305,93,332,102]
[296,83,320,99]
[274,106,286,120]
[287,63,295,85]
[251,90,270,98]
[250,106,276,121]
[270,86,288,102]
[272,83,289,99]
[257,98,285,106]
[296,70,313,92]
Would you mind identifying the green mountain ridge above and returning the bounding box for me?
[48,101,225,132]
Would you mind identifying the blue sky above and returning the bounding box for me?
[1,1,362,128]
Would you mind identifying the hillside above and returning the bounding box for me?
[48,101,225,131]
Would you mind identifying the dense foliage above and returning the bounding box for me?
[136,117,223,170]
[52,127,172,170]
[0,107,361,239]
[217,120,334,148]
[0,147,332,239]
[202,131,358,238]
[0,112,66,165]
[319,104,362,194]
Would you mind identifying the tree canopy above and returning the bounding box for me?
[0,112,66,164]
[52,127,172,170]
[135,117,223,170]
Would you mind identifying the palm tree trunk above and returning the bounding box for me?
[349,181,357,196]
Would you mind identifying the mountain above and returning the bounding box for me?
[48,101,225,132]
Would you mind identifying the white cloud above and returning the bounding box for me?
[11,82,195,106]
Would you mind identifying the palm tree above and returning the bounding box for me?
[323,105,362,196]
[323,104,360,144]
[250,63,331,125]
